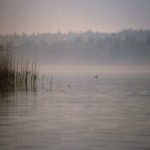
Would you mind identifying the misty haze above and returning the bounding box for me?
[0,0,150,150]
[1,29,150,72]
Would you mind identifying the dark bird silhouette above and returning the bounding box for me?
[94,75,98,79]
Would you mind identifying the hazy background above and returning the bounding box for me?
[0,0,150,72]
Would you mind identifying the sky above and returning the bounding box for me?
[0,0,150,34]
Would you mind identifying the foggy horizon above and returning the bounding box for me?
[1,29,150,73]
[0,28,150,36]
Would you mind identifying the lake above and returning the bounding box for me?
[0,72,150,150]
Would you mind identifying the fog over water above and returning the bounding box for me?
[1,29,150,73]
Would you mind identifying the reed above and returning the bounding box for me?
[0,44,39,91]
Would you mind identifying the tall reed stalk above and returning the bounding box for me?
[0,44,39,91]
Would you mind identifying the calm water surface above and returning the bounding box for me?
[0,73,150,150]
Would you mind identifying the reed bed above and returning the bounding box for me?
[0,44,39,91]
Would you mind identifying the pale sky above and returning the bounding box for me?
[0,0,150,34]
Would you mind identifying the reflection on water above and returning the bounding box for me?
[0,73,150,150]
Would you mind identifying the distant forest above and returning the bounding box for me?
[0,29,150,65]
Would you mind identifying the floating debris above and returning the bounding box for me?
[67,84,71,87]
